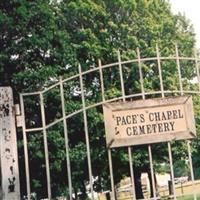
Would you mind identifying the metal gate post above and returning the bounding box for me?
[118,50,136,200]
[99,59,116,200]
[137,48,157,199]
[157,44,177,199]
[0,87,20,200]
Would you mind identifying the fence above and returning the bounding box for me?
[18,44,200,200]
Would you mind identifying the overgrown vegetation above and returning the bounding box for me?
[0,0,199,199]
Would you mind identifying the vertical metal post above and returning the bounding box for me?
[99,59,115,200]
[40,93,51,199]
[98,59,105,102]
[137,48,157,199]
[148,145,156,199]
[118,50,136,200]
[128,148,136,200]
[156,44,164,98]
[59,78,73,200]
[187,140,197,200]
[78,64,94,200]
[117,50,125,102]
[20,94,31,200]
[194,49,200,92]
[167,142,176,199]
[194,47,200,200]
[137,48,145,100]
[175,44,183,95]
[108,149,115,200]
[157,45,176,199]
[176,44,196,200]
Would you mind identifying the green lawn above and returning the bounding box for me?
[177,194,200,200]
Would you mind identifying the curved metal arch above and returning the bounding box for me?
[24,89,200,133]
[20,48,200,130]
[19,45,200,200]
[20,55,200,97]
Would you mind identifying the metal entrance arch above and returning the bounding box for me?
[19,44,200,200]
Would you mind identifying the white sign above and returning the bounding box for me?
[0,87,20,199]
[103,96,196,148]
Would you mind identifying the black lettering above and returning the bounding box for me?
[178,109,184,118]
[8,177,16,192]
[158,123,163,132]
[154,112,161,121]
[149,113,154,121]
[132,115,137,124]
[10,166,14,175]
[169,121,175,131]
[161,112,167,120]
[151,124,157,133]
[126,115,132,124]
[172,110,178,119]
[3,103,9,117]
[140,114,145,123]
[139,125,145,134]
[163,122,170,132]
[132,126,138,135]
[146,125,152,134]
[121,117,127,125]
[167,111,172,120]
[126,127,132,136]
[116,116,121,126]
[115,127,119,135]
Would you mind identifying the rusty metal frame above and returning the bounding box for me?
[19,45,200,200]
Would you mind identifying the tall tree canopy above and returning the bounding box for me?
[0,0,196,91]
[0,0,199,199]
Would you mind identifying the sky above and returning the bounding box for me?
[169,0,200,48]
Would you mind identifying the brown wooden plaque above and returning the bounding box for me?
[103,96,196,148]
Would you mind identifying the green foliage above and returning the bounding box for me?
[0,0,74,93]
[1,0,199,199]
[173,160,190,178]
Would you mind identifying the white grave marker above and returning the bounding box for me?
[0,87,20,199]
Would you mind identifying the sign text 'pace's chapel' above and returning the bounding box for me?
[103,96,196,148]
[114,106,185,137]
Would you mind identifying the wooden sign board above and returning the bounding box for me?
[103,96,196,148]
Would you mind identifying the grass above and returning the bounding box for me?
[177,194,200,200]
[98,180,200,200]
[159,180,200,200]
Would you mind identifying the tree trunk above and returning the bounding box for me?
[148,170,158,198]
[134,169,144,199]
[106,192,111,200]
[74,188,78,200]
[79,181,88,200]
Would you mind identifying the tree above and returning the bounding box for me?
[0,0,74,92]
[0,0,74,198]
[0,0,198,199]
